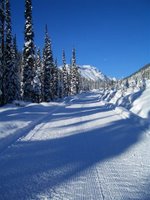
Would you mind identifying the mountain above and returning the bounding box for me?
[60,64,111,82]
[78,65,109,82]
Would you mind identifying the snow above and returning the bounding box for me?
[78,65,108,81]
[101,80,150,120]
[130,80,150,118]
[60,64,110,82]
[115,106,131,119]
[0,101,65,152]
[0,91,150,199]
[24,40,32,47]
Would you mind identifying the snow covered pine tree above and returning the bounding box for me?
[22,0,35,102]
[12,35,21,101]
[4,0,20,103]
[70,48,80,95]
[62,49,69,97]
[53,59,59,99]
[0,0,5,104]
[43,25,54,102]
[33,48,42,103]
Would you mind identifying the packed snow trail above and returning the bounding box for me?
[0,101,67,152]
[0,92,150,200]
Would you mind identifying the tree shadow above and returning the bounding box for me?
[0,103,63,122]
[0,92,149,199]
[115,89,144,110]
[0,113,149,199]
[141,182,150,200]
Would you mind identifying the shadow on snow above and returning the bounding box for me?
[0,92,149,199]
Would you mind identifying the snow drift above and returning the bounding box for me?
[101,80,150,119]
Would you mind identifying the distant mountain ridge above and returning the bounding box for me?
[124,63,150,81]
[78,65,110,82]
[60,64,111,82]
[77,63,150,82]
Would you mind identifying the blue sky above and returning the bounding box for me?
[11,0,150,78]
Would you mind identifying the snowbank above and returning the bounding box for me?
[115,107,131,119]
[130,81,150,118]
[101,80,150,119]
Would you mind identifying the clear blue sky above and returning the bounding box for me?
[11,0,150,78]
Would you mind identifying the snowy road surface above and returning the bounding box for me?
[0,92,150,200]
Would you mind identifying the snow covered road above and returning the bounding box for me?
[0,92,150,200]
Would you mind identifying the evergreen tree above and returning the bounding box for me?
[68,61,72,95]
[50,59,55,100]
[12,35,21,100]
[53,59,59,99]
[124,79,129,90]
[33,48,42,103]
[4,0,17,103]
[0,0,5,104]
[43,25,53,102]
[75,65,80,94]
[22,0,35,102]
[62,49,69,97]
[58,67,63,98]
[70,48,79,95]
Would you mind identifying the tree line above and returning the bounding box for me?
[0,0,81,105]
